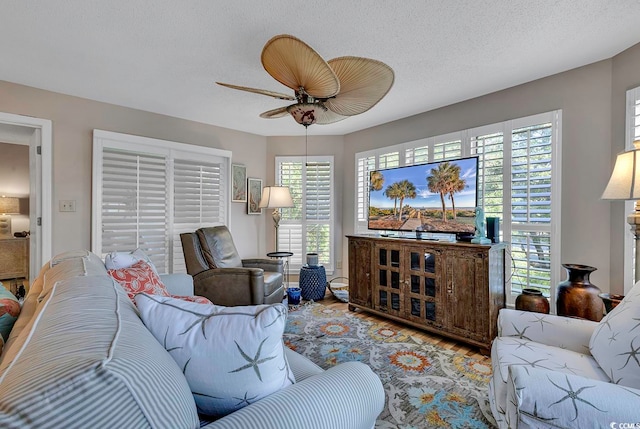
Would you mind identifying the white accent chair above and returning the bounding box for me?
[489,283,640,428]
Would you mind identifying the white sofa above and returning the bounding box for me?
[0,250,385,429]
[489,283,640,428]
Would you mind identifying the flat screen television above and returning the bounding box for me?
[368,156,479,235]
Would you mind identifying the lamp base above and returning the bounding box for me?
[628,204,640,283]
[0,215,11,239]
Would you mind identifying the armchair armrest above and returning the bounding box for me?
[242,258,284,273]
[159,273,194,296]
[204,361,384,429]
[192,267,265,306]
[498,309,598,354]
[507,366,640,428]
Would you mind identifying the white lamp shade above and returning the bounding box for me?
[259,186,294,209]
[0,196,19,214]
[602,149,640,200]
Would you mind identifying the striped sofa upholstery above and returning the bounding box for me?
[0,254,199,428]
[0,250,385,429]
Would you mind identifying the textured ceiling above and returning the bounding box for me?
[1,1,640,137]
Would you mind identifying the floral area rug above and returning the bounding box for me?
[284,302,497,429]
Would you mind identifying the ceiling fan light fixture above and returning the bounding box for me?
[286,103,319,126]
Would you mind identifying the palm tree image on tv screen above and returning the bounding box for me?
[368,157,478,234]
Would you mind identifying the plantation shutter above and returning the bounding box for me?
[278,160,303,266]
[100,148,168,272]
[93,130,231,274]
[172,158,226,273]
[433,140,462,161]
[509,122,554,296]
[405,145,429,165]
[305,161,332,266]
[276,156,334,271]
[356,155,376,226]
[472,132,504,219]
[378,151,400,169]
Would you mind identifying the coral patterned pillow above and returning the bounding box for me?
[108,260,170,303]
[0,284,21,355]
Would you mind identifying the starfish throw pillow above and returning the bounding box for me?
[135,294,294,417]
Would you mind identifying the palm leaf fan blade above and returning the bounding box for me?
[325,57,394,116]
[314,108,347,125]
[260,106,289,119]
[261,35,340,98]
[216,82,294,100]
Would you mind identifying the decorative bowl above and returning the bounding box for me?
[598,293,624,314]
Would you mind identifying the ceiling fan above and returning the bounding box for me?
[216,34,395,127]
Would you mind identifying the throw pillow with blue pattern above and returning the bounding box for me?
[590,281,640,388]
[0,283,21,355]
[135,294,295,417]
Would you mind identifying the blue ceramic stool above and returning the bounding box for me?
[299,265,326,301]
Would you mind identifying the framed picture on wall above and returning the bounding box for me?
[231,164,247,202]
[247,178,263,215]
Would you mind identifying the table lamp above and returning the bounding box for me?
[259,186,294,251]
[0,196,19,239]
[602,141,640,282]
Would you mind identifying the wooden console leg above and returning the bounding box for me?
[348,304,356,312]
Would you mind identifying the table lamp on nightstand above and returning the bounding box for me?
[0,196,19,239]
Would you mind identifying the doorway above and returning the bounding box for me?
[0,112,52,281]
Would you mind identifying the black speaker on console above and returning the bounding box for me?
[486,217,500,243]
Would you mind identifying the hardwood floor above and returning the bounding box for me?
[321,293,491,362]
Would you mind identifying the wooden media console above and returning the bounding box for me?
[347,235,508,353]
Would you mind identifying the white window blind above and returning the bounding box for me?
[354,111,561,303]
[405,144,429,165]
[100,149,168,272]
[433,139,462,161]
[276,156,334,272]
[508,122,554,296]
[356,155,376,223]
[472,132,504,219]
[172,159,226,273]
[378,152,400,169]
[277,160,303,266]
[92,130,231,273]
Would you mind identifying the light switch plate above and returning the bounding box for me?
[59,200,76,212]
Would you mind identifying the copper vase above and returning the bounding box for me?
[556,264,603,321]
[515,288,550,314]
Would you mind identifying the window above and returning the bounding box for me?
[276,156,334,273]
[172,159,226,273]
[355,111,562,304]
[624,86,640,291]
[92,130,231,273]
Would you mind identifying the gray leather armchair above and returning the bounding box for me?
[180,225,285,306]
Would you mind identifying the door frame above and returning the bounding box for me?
[0,112,52,279]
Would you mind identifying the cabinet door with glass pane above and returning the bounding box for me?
[373,242,404,317]
[403,244,443,328]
